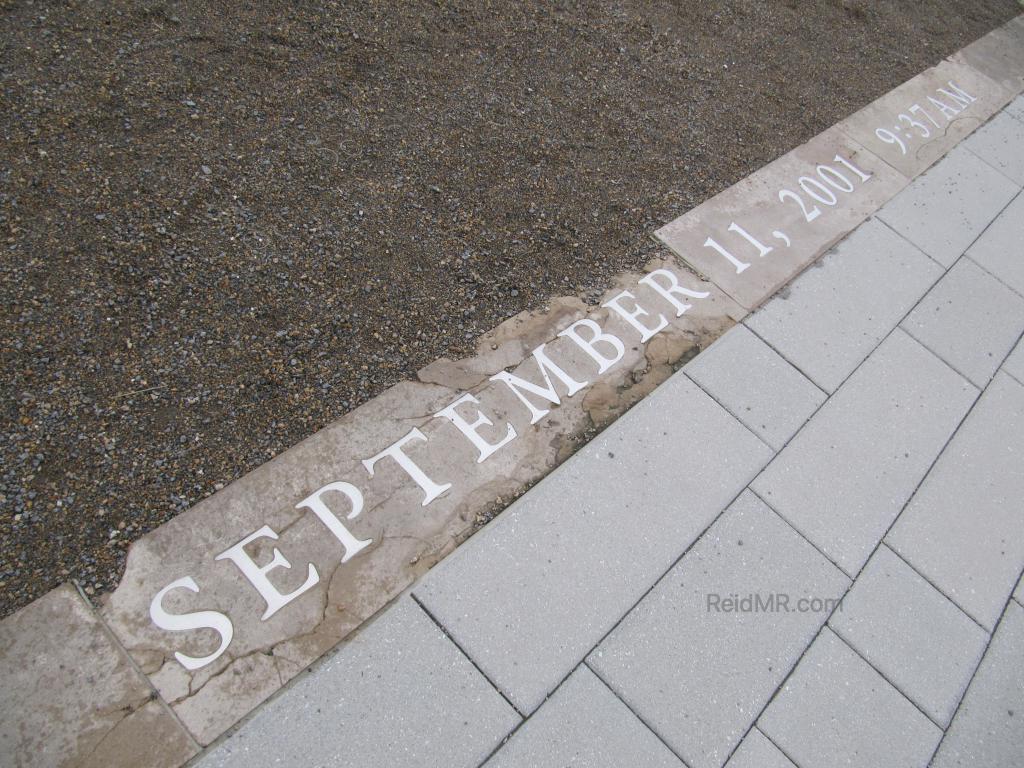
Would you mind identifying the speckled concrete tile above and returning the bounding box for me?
[760,629,942,768]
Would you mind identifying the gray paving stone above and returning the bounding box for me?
[414,373,773,714]
[963,110,1024,185]
[745,218,943,393]
[197,598,519,768]
[887,373,1024,630]
[588,491,848,768]
[829,546,988,727]
[932,601,1024,768]
[0,584,198,768]
[900,257,1024,388]
[685,324,826,450]
[1004,335,1024,383]
[1008,94,1024,123]
[760,628,942,768]
[483,666,683,768]
[877,145,1020,267]
[967,191,1024,298]
[724,729,796,768]
[751,330,977,577]
[1015,573,1023,605]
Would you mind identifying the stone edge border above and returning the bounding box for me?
[1,16,1022,768]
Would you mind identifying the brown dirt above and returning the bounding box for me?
[1,0,1019,617]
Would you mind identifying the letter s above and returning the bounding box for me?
[149,576,234,671]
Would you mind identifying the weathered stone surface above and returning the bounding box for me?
[99,256,741,744]
[0,584,197,768]
[947,17,1024,99]
[839,59,1011,179]
[655,127,907,309]
[967,190,1024,297]
[962,110,1024,185]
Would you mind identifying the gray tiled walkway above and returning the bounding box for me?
[200,98,1024,768]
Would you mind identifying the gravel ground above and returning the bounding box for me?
[1,0,1019,618]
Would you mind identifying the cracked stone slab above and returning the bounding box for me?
[838,58,1011,180]
[887,372,1024,631]
[932,600,1024,768]
[97,257,741,745]
[947,17,1024,99]
[588,490,848,768]
[655,126,908,310]
[0,584,197,768]
[197,597,520,768]
[483,666,684,768]
[759,628,942,768]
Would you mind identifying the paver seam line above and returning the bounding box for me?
[872,215,951,271]
[754,725,805,768]
[746,487,847,580]
[827,617,946,731]
[964,249,1024,302]
[69,579,202,754]
[724,335,990,765]
[583,659,694,768]
[962,141,1024,187]
[925,567,1024,767]
[739,321,831,396]
[879,541,991,636]
[680,369,778,454]
[496,461,775,748]
[899,254,1024,390]
[408,592,526,720]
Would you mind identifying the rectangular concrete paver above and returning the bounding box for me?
[588,490,848,768]
[1004,336,1024,383]
[887,372,1024,630]
[876,145,1020,267]
[962,110,1024,185]
[684,324,826,450]
[900,257,1024,387]
[759,628,942,768]
[828,546,988,727]
[751,329,977,577]
[413,373,773,714]
[1009,94,1024,123]
[483,666,684,768]
[932,601,1024,768]
[966,190,1024,297]
[0,584,197,768]
[724,729,796,768]
[948,18,1024,98]
[745,218,943,393]
[196,598,519,768]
